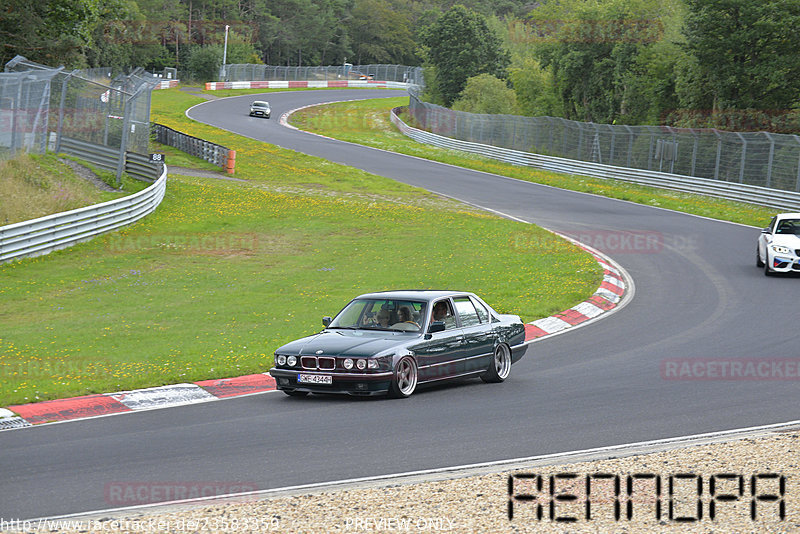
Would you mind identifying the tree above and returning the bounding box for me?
[526,0,681,124]
[0,0,102,67]
[681,0,800,113]
[347,0,419,65]
[452,74,519,114]
[420,5,510,106]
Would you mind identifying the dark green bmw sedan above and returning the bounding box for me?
[269,290,528,398]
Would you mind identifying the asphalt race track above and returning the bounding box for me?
[2,89,798,520]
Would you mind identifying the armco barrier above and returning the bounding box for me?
[0,164,168,264]
[58,137,161,182]
[151,123,235,173]
[390,108,800,211]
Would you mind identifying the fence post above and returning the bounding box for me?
[115,94,132,186]
[764,132,774,189]
[625,125,634,167]
[607,124,615,165]
[54,71,72,154]
[735,132,747,183]
[691,131,699,177]
[794,135,800,192]
[714,130,722,180]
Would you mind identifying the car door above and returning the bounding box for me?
[453,296,496,374]
[414,298,466,382]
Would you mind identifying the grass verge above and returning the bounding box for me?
[0,153,132,226]
[289,98,778,227]
[0,88,602,406]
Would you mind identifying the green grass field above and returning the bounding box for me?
[0,88,602,406]
[289,98,777,228]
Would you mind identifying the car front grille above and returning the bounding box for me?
[301,356,336,370]
[795,249,800,256]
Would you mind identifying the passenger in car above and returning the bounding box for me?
[397,306,419,327]
[376,308,391,327]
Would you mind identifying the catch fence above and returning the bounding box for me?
[1,56,166,182]
[407,89,800,193]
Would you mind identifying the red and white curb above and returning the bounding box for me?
[524,243,629,343]
[0,374,275,430]
[205,80,410,90]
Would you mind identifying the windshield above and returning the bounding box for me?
[775,219,800,235]
[328,298,427,332]
[251,102,269,108]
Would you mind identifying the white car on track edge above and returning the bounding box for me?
[757,212,800,276]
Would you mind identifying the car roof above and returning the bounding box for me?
[353,290,473,302]
[776,213,800,219]
[251,100,269,105]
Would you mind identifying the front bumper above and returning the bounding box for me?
[269,368,393,396]
[250,110,269,117]
[769,252,800,272]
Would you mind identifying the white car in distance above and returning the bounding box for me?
[757,212,800,275]
[249,100,271,118]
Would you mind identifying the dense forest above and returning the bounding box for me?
[3,0,799,131]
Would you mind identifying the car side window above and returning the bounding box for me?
[431,299,456,330]
[454,297,481,327]
[768,217,777,233]
[470,296,490,324]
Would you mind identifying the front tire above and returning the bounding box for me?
[764,254,773,276]
[481,344,512,383]
[756,245,764,267]
[388,356,417,398]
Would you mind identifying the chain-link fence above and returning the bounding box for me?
[2,56,161,182]
[408,89,800,193]
[222,64,423,85]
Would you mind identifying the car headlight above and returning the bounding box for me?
[343,358,353,370]
[287,355,297,367]
[356,359,366,370]
[367,359,379,369]
[771,245,791,254]
[276,355,286,366]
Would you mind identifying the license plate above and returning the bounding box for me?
[298,374,332,385]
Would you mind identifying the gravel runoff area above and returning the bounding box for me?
[6,425,798,534]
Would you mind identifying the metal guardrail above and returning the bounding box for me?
[58,136,161,182]
[390,108,800,211]
[0,164,168,264]
[151,123,234,172]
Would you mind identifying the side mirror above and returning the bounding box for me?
[428,321,445,333]
[322,316,332,327]
[761,227,770,234]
